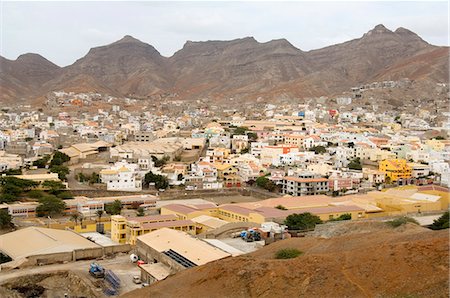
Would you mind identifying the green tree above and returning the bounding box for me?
[136,207,145,217]
[309,145,327,155]
[429,211,449,230]
[232,126,248,136]
[105,200,122,215]
[50,165,70,180]
[151,156,169,168]
[50,151,70,166]
[144,172,169,189]
[70,212,80,225]
[0,209,12,229]
[42,180,66,194]
[329,213,352,221]
[348,158,362,170]
[284,212,323,230]
[33,155,51,168]
[36,196,66,217]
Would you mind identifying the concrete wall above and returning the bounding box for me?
[136,239,184,274]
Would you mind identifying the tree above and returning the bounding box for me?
[151,156,169,168]
[329,213,352,221]
[275,205,287,210]
[309,146,327,155]
[136,207,145,217]
[246,132,258,141]
[232,126,248,136]
[105,200,122,215]
[144,172,169,189]
[70,212,79,225]
[36,196,66,217]
[42,180,66,194]
[177,173,184,181]
[284,212,323,230]
[429,211,449,230]
[348,158,362,170]
[50,151,70,166]
[0,209,12,229]
[33,155,51,168]
[96,210,104,222]
[50,165,70,180]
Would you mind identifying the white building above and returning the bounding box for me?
[100,161,142,191]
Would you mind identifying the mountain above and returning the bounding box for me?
[1,24,448,103]
[42,35,170,98]
[0,54,60,102]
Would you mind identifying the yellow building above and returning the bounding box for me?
[111,214,196,245]
[379,159,412,182]
[160,203,218,220]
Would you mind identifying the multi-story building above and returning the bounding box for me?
[100,161,142,191]
[379,159,412,182]
[282,172,329,196]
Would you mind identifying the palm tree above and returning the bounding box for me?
[96,210,104,223]
[70,213,79,226]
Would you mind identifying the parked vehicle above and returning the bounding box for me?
[133,275,142,284]
[89,262,105,278]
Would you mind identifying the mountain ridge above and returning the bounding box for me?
[1,24,448,103]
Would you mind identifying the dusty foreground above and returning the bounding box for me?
[122,222,449,298]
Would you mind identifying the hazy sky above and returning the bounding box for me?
[1,1,448,66]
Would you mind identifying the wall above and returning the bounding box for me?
[136,239,184,274]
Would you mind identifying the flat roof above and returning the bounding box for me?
[140,263,171,281]
[137,228,230,266]
[191,215,228,229]
[142,219,195,230]
[0,227,100,260]
[202,239,245,257]
[284,176,328,183]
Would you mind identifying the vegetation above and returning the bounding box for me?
[284,212,323,230]
[432,136,445,140]
[33,155,51,168]
[309,145,327,155]
[42,180,66,195]
[96,210,104,222]
[144,171,169,189]
[429,211,449,230]
[0,177,39,203]
[275,248,303,259]
[0,209,12,229]
[151,155,169,168]
[50,165,70,180]
[105,199,122,215]
[36,196,66,217]
[76,172,100,184]
[329,213,352,221]
[348,157,362,170]
[50,151,70,166]
[0,168,22,175]
[275,205,287,210]
[136,207,145,217]
[386,216,419,228]
[255,176,277,192]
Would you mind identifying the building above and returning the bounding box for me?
[136,228,230,284]
[100,161,142,191]
[0,227,100,265]
[379,159,412,182]
[282,172,329,196]
[110,214,196,245]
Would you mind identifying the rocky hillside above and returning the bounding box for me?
[1,24,448,103]
[122,222,449,298]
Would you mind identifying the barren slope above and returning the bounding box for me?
[122,222,449,298]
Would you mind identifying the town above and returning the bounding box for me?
[0,80,448,296]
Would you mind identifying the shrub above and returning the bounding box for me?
[429,211,449,230]
[386,217,419,228]
[275,248,302,259]
[284,212,322,230]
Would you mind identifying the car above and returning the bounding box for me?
[142,282,149,287]
[133,275,142,284]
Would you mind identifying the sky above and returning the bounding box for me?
[1,1,448,66]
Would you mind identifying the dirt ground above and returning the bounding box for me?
[122,221,449,298]
[0,255,142,298]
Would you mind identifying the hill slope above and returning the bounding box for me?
[122,222,449,298]
[1,24,449,103]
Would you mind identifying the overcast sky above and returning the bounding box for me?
[1,1,448,66]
